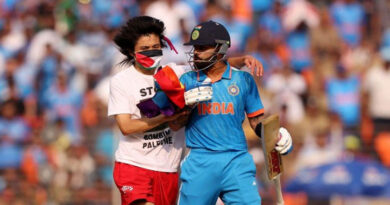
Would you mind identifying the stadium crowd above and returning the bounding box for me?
[0,0,390,204]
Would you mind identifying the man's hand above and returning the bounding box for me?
[184,85,213,106]
[163,109,189,122]
[168,110,190,131]
[228,55,263,76]
[244,55,263,77]
[275,127,293,155]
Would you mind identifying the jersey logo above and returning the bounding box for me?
[197,102,234,115]
[228,84,239,96]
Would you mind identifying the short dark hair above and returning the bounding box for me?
[114,16,167,65]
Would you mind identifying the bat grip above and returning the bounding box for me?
[273,175,284,205]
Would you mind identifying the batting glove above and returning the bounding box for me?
[184,85,213,106]
[275,127,293,155]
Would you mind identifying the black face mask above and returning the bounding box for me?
[137,49,163,57]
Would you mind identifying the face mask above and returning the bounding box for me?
[135,49,163,70]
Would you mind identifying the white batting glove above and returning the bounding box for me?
[275,127,293,155]
[184,85,213,106]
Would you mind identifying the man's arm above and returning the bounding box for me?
[228,55,263,76]
[249,114,293,155]
[115,112,185,135]
[248,114,266,132]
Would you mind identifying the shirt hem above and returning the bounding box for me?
[115,158,178,173]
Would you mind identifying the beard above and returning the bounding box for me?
[194,61,215,71]
[193,55,217,71]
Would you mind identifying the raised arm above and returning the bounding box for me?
[228,55,263,76]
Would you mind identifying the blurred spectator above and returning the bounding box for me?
[0,20,16,60]
[206,1,252,54]
[36,44,62,105]
[266,64,307,125]
[42,118,72,151]
[62,31,92,71]
[252,0,274,15]
[51,144,95,204]
[247,38,283,81]
[310,6,341,79]
[282,0,319,33]
[257,1,284,43]
[145,0,196,63]
[2,52,37,101]
[181,0,206,20]
[26,6,63,65]
[44,70,82,144]
[325,64,361,134]
[78,23,111,75]
[382,28,390,48]
[294,124,344,172]
[295,95,329,140]
[0,57,22,102]
[93,129,115,186]
[286,21,313,73]
[0,99,30,169]
[330,0,365,48]
[20,128,54,185]
[362,47,390,136]
[341,38,375,74]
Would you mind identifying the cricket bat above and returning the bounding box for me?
[261,114,284,205]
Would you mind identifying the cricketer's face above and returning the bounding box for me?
[190,45,220,71]
[193,45,216,61]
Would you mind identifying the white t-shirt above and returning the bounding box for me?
[108,63,189,172]
[266,73,307,123]
[363,66,390,118]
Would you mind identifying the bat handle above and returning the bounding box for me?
[273,175,284,205]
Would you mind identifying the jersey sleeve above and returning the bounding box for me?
[244,73,264,118]
[179,73,190,91]
[107,77,136,117]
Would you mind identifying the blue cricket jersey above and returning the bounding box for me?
[180,63,264,151]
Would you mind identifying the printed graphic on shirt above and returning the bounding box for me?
[139,86,156,97]
[142,124,173,149]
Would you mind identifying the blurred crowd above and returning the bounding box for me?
[0,0,390,204]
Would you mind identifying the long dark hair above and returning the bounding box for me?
[113,16,167,65]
